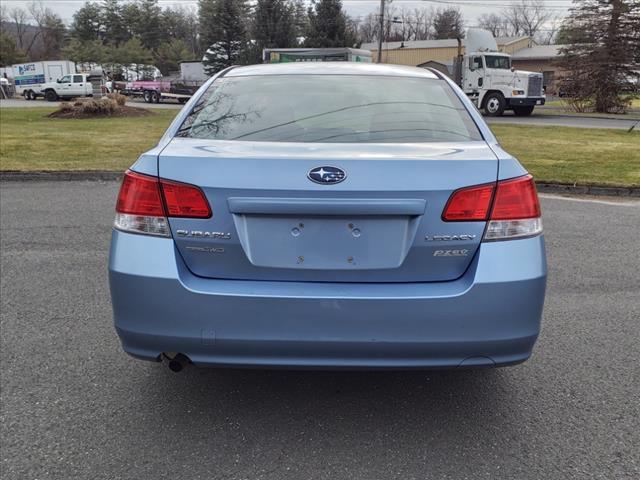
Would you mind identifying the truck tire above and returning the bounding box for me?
[513,105,534,116]
[44,90,58,102]
[23,90,31,100]
[143,90,152,103]
[151,91,160,103]
[483,92,506,116]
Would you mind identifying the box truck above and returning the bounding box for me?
[264,48,372,63]
[12,60,76,100]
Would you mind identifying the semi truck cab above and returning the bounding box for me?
[457,29,545,116]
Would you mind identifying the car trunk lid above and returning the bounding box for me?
[158,138,498,283]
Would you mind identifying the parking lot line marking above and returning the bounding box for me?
[539,193,640,207]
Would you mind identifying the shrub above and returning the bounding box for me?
[107,92,127,106]
[59,102,74,113]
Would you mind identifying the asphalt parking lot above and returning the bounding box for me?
[1,181,639,479]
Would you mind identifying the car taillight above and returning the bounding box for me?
[443,174,542,241]
[484,174,542,241]
[114,170,211,237]
[442,183,494,221]
[161,179,211,218]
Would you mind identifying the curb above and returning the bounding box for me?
[535,182,639,197]
[0,171,123,182]
[1,171,639,197]
[535,111,640,122]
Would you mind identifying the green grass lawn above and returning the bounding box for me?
[491,124,639,187]
[1,107,639,187]
[0,107,177,171]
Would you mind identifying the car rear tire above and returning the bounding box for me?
[483,92,506,116]
[44,90,58,102]
[513,106,534,116]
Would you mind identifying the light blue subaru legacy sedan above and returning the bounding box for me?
[108,62,546,372]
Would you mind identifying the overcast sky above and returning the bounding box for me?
[2,0,572,25]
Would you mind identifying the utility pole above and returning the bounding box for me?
[377,0,385,63]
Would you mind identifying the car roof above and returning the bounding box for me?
[225,62,440,79]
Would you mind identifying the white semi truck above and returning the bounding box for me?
[453,29,545,116]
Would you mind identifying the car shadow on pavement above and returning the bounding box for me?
[128,364,519,434]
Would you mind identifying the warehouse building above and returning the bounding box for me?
[362,36,564,93]
[362,36,534,67]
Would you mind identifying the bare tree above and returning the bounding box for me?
[8,7,30,52]
[504,0,554,41]
[412,7,433,40]
[0,5,8,24]
[357,13,378,43]
[28,1,66,60]
[477,13,512,37]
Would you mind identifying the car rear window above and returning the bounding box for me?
[176,75,482,143]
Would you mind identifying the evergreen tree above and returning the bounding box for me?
[63,38,108,66]
[134,0,163,50]
[155,39,192,75]
[0,32,26,66]
[71,2,104,42]
[253,0,297,50]
[200,0,249,74]
[198,0,218,55]
[162,7,200,56]
[291,0,308,39]
[557,0,640,113]
[121,2,142,40]
[101,0,130,45]
[304,0,354,48]
[432,7,464,39]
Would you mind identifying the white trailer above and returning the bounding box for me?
[180,61,209,83]
[12,60,76,99]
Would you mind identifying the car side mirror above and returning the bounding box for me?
[57,79,61,83]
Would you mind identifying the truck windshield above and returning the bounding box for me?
[176,75,483,143]
[484,56,511,69]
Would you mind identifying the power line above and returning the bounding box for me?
[419,0,571,10]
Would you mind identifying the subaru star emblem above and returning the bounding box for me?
[308,166,346,185]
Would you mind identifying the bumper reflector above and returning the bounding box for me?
[114,213,170,237]
[484,218,543,241]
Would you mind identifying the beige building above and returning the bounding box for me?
[362,36,565,93]
[361,36,534,67]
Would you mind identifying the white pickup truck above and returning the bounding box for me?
[25,73,94,101]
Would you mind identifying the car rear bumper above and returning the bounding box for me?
[108,230,547,369]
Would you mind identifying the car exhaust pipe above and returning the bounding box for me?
[163,353,190,373]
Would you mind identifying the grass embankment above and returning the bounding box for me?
[491,124,639,187]
[543,97,640,118]
[1,107,639,187]
[0,107,176,171]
